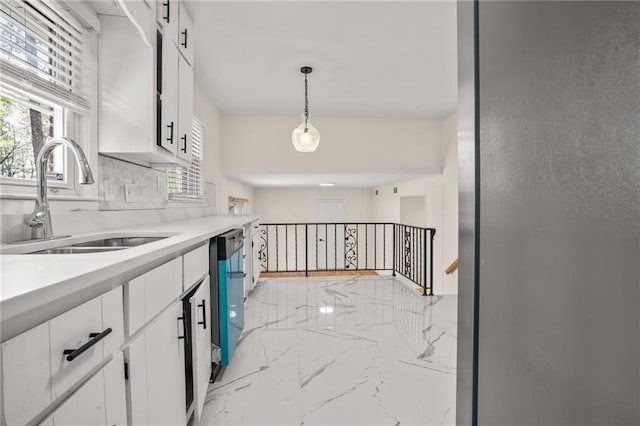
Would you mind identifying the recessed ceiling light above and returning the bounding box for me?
[319,182,335,187]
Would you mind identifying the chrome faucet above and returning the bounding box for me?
[24,137,95,240]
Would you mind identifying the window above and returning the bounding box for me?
[0,92,64,181]
[168,117,203,199]
[0,0,90,188]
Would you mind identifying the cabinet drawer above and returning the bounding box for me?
[2,288,124,425]
[126,257,182,336]
[49,297,102,399]
[183,243,208,290]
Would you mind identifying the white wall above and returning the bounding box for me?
[194,82,254,213]
[253,188,372,223]
[221,115,442,176]
[371,176,445,293]
[441,112,458,293]
[400,196,426,227]
[370,112,458,297]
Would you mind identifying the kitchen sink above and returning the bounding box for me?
[4,234,174,255]
[71,236,167,248]
[31,246,128,255]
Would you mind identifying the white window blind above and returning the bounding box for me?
[0,0,90,112]
[168,117,203,199]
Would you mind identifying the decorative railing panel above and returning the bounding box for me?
[258,223,436,295]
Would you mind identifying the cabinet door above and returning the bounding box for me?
[253,230,263,286]
[1,322,51,426]
[157,0,179,44]
[178,2,194,65]
[144,303,186,426]
[127,335,149,426]
[177,53,193,161]
[190,277,211,423]
[42,354,126,426]
[160,42,179,155]
[103,353,127,426]
[47,368,106,426]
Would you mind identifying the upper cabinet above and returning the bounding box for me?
[178,2,194,65]
[157,0,179,44]
[98,0,194,168]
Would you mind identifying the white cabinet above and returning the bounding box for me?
[49,296,105,399]
[157,0,179,44]
[183,243,208,291]
[251,221,262,289]
[98,2,192,168]
[178,1,194,65]
[128,302,186,426]
[40,353,127,426]
[190,277,211,422]
[160,38,180,156]
[177,53,194,161]
[2,322,51,425]
[126,257,182,336]
[1,287,124,426]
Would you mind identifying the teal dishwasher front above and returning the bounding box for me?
[217,229,245,365]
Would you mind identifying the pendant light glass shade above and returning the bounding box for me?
[292,116,320,152]
[292,66,319,152]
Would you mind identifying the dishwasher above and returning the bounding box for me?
[209,229,245,378]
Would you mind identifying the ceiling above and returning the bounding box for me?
[226,172,428,189]
[186,1,457,121]
[184,1,457,188]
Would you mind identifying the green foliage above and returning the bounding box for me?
[0,96,52,179]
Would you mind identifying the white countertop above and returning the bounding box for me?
[0,214,259,341]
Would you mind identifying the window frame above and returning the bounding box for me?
[0,1,98,201]
[167,116,205,203]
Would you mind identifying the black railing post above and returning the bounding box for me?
[429,229,435,296]
[305,224,309,277]
[423,228,428,296]
[392,223,396,276]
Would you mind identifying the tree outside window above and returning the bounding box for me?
[0,95,63,181]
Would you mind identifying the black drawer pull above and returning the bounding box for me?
[163,0,170,23]
[167,122,174,144]
[198,300,207,329]
[63,328,112,362]
[181,134,187,153]
[181,29,188,48]
[177,312,188,344]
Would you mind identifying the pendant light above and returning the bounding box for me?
[292,66,320,152]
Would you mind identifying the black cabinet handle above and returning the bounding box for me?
[167,122,174,144]
[181,29,188,48]
[198,300,207,329]
[177,312,188,344]
[63,328,112,362]
[181,134,187,153]
[163,0,170,23]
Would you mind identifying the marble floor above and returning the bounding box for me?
[198,276,457,426]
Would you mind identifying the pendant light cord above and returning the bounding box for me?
[304,73,309,130]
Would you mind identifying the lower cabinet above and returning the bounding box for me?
[128,301,186,426]
[190,276,212,423]
[40,353,127,426]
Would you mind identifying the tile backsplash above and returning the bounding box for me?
[98,155,168,210]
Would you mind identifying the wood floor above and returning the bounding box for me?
[259,270,378,278]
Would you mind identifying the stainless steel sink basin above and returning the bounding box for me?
[31,246,128,255]
[71,236,167,248]
[17,235,172,254]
